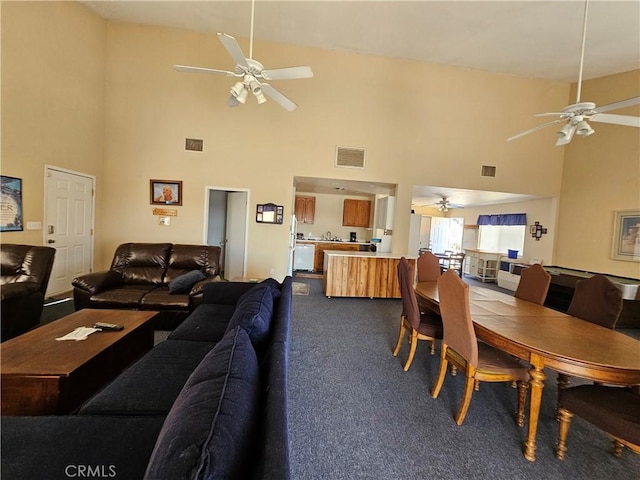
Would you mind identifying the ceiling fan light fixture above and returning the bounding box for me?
[556,123,574,139]
[230,82,248,104]
[576,120,595,136]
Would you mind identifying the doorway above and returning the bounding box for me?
[44,166,95,295]
[204,187,248,280]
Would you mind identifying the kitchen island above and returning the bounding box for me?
[323,251,416,298]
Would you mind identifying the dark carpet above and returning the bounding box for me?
[288,278,639,480]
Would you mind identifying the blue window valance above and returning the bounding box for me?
[477,213,527,226]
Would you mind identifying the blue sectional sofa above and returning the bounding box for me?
[1,277,292,480]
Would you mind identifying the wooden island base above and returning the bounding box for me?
[323,250,416,298]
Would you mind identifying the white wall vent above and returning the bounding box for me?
[335,146,365,169]
[481,165,497,177]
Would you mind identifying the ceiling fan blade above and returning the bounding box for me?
[534,112,571,118]
[507,118,565,142]
[261,66,314,81]
[173,65,238,77]
[589,113,640,128]
[217,33,250,69]
[555,125,576,146]
[261,83,298,111]
[593,96,640,114]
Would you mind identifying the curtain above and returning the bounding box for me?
[477,213,527,226]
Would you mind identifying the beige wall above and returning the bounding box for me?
[2,2,638,280]
[1,1,107,262]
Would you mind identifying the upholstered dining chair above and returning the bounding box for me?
[416,251,442,282]
[567,274,623,329]
[514,263,551,305]
[557,274,624,396]
[431,270,529,426]
[393,257,443,371]
[556,385,640,460]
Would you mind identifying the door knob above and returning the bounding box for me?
[47,239,55,244]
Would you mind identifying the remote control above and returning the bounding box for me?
[93,322,124,331]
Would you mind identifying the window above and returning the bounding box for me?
[478,225,525,253]
[476,213,526,254]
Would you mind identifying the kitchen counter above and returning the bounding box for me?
[322,251,416,298]
[296,239,371,246]
[323,250,417,260]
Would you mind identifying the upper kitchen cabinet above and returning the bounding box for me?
[295,195,316,224]
[376,196,396,230]
[342,199,371,227]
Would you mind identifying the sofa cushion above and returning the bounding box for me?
[168,269,206,294]
[87,284,157,309]
[1,416,166,480]
[168,303,236,342]
[140,286,190,310]
[144,327,260,480]
[225,282,281,351]
[79,339,217,416]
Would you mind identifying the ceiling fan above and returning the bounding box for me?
[435,197,462,213]
[173,0,313,111]
[507,0,640,146]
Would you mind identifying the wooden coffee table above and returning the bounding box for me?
[1,309,158,416]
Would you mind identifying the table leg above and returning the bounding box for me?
[524,356,546,461]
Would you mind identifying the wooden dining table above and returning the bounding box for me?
[414,281,640,462]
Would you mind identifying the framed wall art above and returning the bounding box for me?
[1,175,23,232]
[256,203,284,224]
[150,180,182,206]
[612,210,640,262]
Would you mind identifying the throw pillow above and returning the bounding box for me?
[168,269,206,294]
[144,327,261,480]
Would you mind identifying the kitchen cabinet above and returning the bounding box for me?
[323,251,415,298]
[295,195,315,224]
[314,242,360,272]
[376,196,395,230]
[463,249,500,283]
[342,199,371,227]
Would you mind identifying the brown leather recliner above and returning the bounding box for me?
[72,243,222,319]
[1,244,56,341]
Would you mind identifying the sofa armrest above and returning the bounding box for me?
[201,281,258,305]
[72,270,123,294]
[0,281,40,301]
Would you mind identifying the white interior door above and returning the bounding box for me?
[45,167,94,295]
[224,191,247,279]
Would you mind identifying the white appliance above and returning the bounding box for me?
[287,215,297,276]
[294,243,315,271]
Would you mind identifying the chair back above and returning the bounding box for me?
[437,269,478,366]
[0,244,56,294]
[567,274,623,329]
[514,263,551,305]
[397,257,421,330]
[417,251,441,282]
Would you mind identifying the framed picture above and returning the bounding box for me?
[256,203,284,224]
[612,210,640,262]
[150,180,182,206]
[1,175,23,232]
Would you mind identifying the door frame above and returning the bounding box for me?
[43,165,96,294]
[203,186,249,279]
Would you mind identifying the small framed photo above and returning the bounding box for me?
[612,210,640,262]
[1,175,23,232]
[150,180,182,206]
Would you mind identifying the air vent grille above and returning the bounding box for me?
[481,165,496,177]
[336,146,365,169]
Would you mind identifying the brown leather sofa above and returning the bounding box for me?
[1,244,56,341]
[72,243,222,328]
